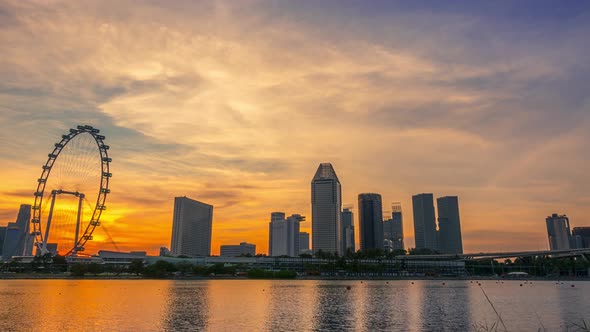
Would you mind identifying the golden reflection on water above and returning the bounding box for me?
[1,280,589,331]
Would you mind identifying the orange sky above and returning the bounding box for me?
[1,1,589,256]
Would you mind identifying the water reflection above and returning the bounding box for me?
[266,281,315,331]
[164,281,209,331]
[419,281,472,331]
[312,281,358,331]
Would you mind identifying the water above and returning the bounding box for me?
[0,279,588,331]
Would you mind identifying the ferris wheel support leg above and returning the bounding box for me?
[42,192,57,253]
[74,195,83,249]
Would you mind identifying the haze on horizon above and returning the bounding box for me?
[1,0,589,255]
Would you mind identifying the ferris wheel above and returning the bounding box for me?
[31,125,112,256]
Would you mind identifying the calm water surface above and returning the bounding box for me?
[0,279,588,331]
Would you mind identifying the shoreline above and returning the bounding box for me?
[1,274,589,281]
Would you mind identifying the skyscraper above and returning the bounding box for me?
[341,207,355,254]
[170,196,213,257]
[545,214,571,251]
[1,204,32,259]
[269,213,304,257]
[0,226,6,257]
[311,163,342,255]
[299,232,310,254]
[437,196,463,254]
[358,193,384,251]
[384,202,404,251]
[412,193,437,251]
[572,227,590,249]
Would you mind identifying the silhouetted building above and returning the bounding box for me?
[358,193,384,251]
[299,232,310,254]
[159,247,170,256]
[269,213,305,257]
[220,242,256,257]
[0,226,6,257]
[546,214,571,251]
[170,196,213,257]
[2,204,33,259]
[341,207,355,254]
[437,196,463,254]
[572,227,590,249]
[383,203,404,251]
[311,163,342,255]
[412,193,437,251]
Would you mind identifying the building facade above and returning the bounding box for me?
[2,204,33,259]
[170,196,213,257]
[358,193,384,251]
[311,163,342,255]
[572,227,590,249]
[412,193,438,251]
[383,202,404,251]
[341,207,355,254]
[269,213,305,257]
[437,196,464,254]
[545,214,572,251]
[299,232,310,254]
[220,242,256,257]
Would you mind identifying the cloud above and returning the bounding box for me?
[0,0,589,255]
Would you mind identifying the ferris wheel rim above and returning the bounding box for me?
[32,125,111,256]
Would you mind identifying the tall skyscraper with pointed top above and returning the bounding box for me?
[311,163,342,255]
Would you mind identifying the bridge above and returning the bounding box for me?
[401,248,590,261]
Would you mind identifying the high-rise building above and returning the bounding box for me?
[269,213,305,257]
[1,204,33,259]
[437,196,464,254]
[384,203,404,251]
[159,247,170,256]
[220,242,256,257]
[170,196,213,257]
[358,193,384,251]
[299,232,310,254]
[311,163,342,255]
[412,193,437,251]
[572,227,590,249]
[341,207,355,254]
[0,226,6,257]
[2,223,20,260]
[545,214,571,251]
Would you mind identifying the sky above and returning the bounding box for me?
[1,0,589,255]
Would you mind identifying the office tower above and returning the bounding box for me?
[341,206,355,254]
[2,223,20,260]
[170,196,213,257]
[412,193,438,251]
[220,242,256,257]
[571,227,590,249]
[311,163,342,255]
[437,196,464,254]
[358,193,384,251]
[384,203,405,251]
[0,226,6,257]
[299,232,310,254]
[545,214,572,251]
[269,213,305,257]
[1,204,33,259]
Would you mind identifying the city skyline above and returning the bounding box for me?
[1,1,590,255]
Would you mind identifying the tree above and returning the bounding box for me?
[70,264,87,277]
[87,263,103,276]
[129,259,145,275]
[143,260,177,278]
